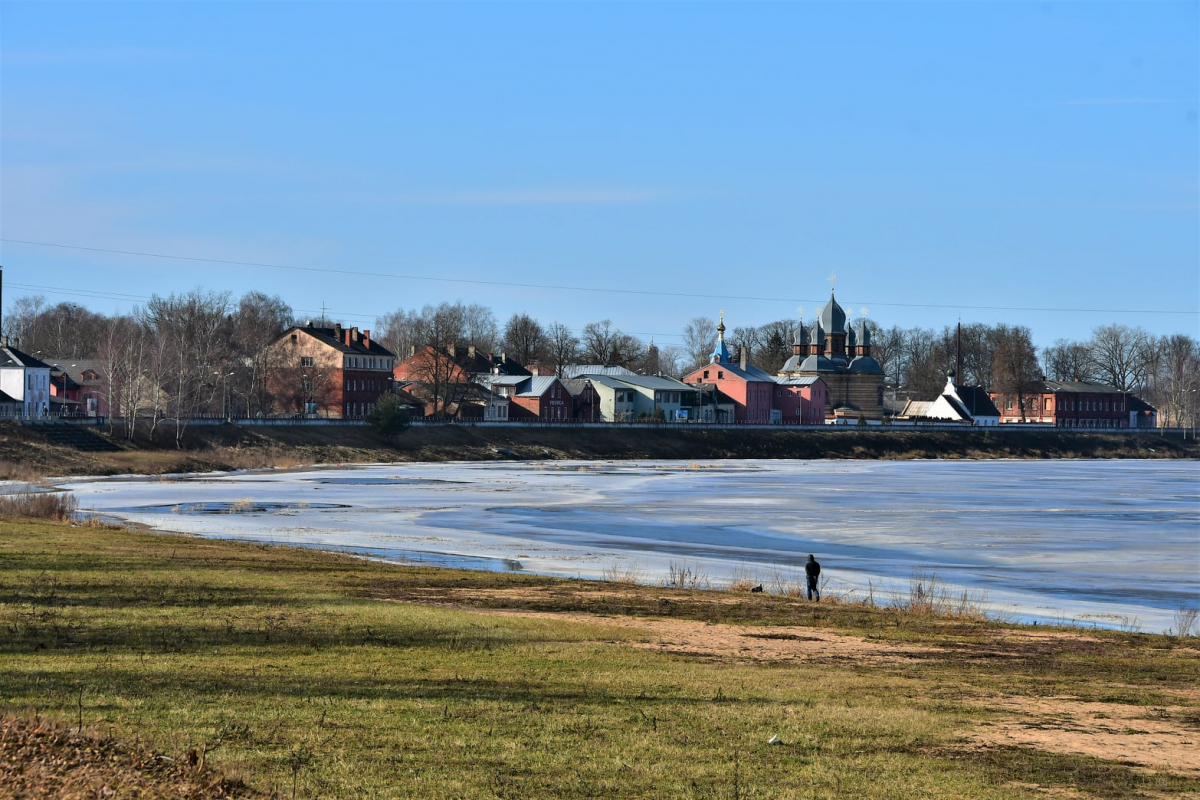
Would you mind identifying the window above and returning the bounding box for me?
[718,371,724,379]
[300,356,314,367]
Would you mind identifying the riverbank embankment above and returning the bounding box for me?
[2,420,1195,479]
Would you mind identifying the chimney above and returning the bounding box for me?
[363,329,371,349]
[409,345,416,357]
[739,347,748,371]
[333,323,342,341]
[468,345,476,359]
[448,343,456,358]
[347,326,356,346]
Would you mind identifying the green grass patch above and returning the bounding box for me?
[2,520,1196,798]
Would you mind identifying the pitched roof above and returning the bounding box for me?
[560,378,592,397]
[952,385,1000,417]
[609,374,698,392]
[44,359,107,386]
[773,375,821,387]
[563,364,635,378]
[516,376,559,398]
[477,375,527,388]
[0,344,52,370]
[689,362,776,382]
[0,389,19,404]
[1040,379,1123,394]
[282,325,396,357]
[941,394,972,420]
[900,400,936,418]
[1129,396,1156,412]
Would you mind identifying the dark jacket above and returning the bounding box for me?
[805,559,820,579]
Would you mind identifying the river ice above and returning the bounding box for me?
[56,459,1199,632]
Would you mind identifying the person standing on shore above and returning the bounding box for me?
[805,554,821,601]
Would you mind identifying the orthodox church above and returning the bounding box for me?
[778,290,885,420]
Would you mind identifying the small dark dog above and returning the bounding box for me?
[750,584,763,593]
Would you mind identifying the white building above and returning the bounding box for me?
[580,373,698,422]
[899,374,1001,426]
[0,339,52,417]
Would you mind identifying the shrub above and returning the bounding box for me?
[0,490,78,521]
[365,395,412,441]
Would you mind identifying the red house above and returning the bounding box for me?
[43,360,112,417]
[267,323,396,418]
[480,375,571,420]
[990,379,1141,428]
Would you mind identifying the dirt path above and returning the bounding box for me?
[473,605,1200,776]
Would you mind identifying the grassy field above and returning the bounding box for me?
[1,519,1198,798]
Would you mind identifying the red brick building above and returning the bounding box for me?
[479,375,571,420]
[990,379,1140,428]
[267,323,396,418]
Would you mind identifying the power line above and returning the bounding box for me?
[6,280,690,341]
[3,237,1195,316]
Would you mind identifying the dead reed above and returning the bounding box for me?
[0,490,78,522]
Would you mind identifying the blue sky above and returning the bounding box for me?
[1,1,1196,349]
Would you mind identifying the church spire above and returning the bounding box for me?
[710,310,732,363]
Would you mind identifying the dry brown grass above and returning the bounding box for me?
[0,712,259,798]
[0,460,46,482]
[0,490,77,521]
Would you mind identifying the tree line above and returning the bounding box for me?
[3,292,1197,430]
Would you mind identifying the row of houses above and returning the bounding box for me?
[0,314,1159,428]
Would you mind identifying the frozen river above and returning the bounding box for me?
[58,459,1199,632]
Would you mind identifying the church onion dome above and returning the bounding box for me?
[846,323,857,348]
[710,313,732,363]
[858,319,872,347]
[848,355,884,374]
[810,319,824,343]
[799,354,837,372]
[792,322,809,347]
[819,293,846,334]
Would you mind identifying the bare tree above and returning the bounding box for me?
[992,325,1042,421]
[462,303,499,353]
[545,322,580,377]
[1088,324,1152,391]
[1,294,46,345]
[375,308,425,361]
[229,291,293,417]
[581,319,640,367]
[1144,334,1199,428]
[97,315,148,440]
[866,322,906,391]
[143,290,233,447]
[681,316,717,371]
[729,325,762,363]
[408,303,472,416]
[901,327,954,398]
[502,313,548,366]
[1042,339,1096,382]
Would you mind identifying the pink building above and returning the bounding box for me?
[682,315,826,424]
[773,376,828,425]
